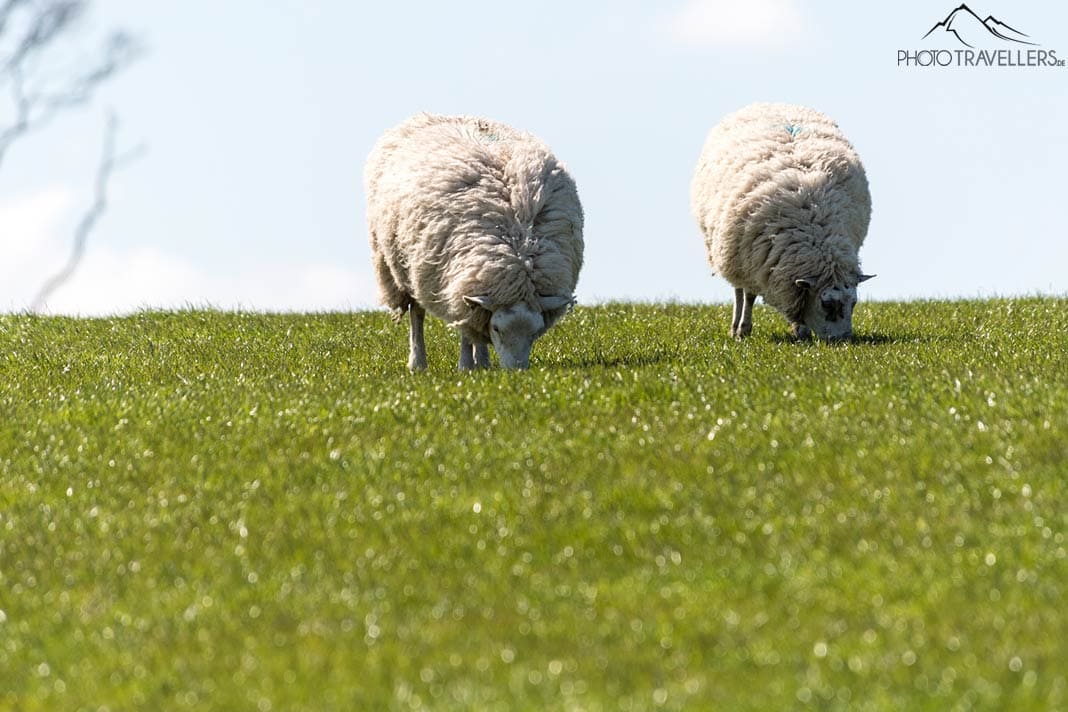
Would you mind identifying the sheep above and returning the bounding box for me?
[365,113,584,371]
[690,103,874,341]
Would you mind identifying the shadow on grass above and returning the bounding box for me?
[551,350,678,369]
[766,331,949,346]
[849,333,901,346]
[852,332,966,345]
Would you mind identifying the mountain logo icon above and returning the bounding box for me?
[922,4,1038,48]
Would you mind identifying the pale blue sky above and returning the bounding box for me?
[2,0,1066,314]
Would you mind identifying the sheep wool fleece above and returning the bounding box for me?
[690,103,871,323]
[365,113,584,339]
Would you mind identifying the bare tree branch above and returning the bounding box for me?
[0,1,142,167]
[4,0,83,70]
[29,112,144,312]
[0,0,143,312]
[0,63,29,157]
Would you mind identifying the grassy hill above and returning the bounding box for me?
[1,299,1065,710]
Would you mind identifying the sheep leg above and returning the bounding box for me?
[473,342,491,369]
[458,334,475,371]
[408,303,428,372]
[738,291,756,338]
[730,288,743,337]
[731,289,756,339]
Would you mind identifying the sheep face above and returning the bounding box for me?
[804,284,857,341]
[464,294,574,369]
[794,274,874,341]
[487,304,544,369]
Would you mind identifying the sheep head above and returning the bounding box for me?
[463,294,574,369]
[794,273,875,342]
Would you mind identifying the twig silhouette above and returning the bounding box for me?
[1,2,140,167]
[30,112,144,312]
[0,1,143,312]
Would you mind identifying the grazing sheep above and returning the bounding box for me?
[690,103,874,341]
[365,113,584,370]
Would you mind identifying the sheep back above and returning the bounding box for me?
[365,114,584,338]
[690,103,871,321]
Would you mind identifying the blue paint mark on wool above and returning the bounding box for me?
[783,124,803,138]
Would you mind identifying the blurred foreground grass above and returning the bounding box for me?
[1,299,1066,710]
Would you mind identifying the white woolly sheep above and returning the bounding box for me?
[690,103,874,341]
[365,113,584,370]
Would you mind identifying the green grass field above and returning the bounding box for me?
[1,299,1066,711]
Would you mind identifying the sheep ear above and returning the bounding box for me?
[857,273,876,283]
[539,294,574,311]
[795,278,818,290]
[463,295,493,310]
